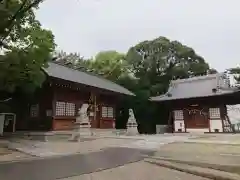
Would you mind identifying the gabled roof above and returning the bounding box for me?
[44,62,134,96]
[151,73,237,101]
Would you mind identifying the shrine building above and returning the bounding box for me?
[151,73,240,133]
[14,62,134,131]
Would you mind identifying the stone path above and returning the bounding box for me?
[0,147,154,180]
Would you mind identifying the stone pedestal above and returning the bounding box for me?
[69,104,92,141]
[69,122,81,142]
[127,125,138,135]
[126,109,138,136]
[115,129,127,136]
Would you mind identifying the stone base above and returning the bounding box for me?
[115,129,127,136]
[80,127,93,136]
[126,126,139,136]
[69,125,92,141]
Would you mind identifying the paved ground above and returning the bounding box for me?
[0,147,154,180]
[6,135,192,157]
[60,161,210,180]
[1,133,240,180]
[154,142,240,174]
[0,150,30,162]
[0,141,31,162]
[186,134,240,144]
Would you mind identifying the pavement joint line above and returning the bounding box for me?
[143,155,240,175]
[183,140,240,146]
[220,153,240,157]
[145,159,240,180]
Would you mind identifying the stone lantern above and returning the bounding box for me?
[126,109,138,135]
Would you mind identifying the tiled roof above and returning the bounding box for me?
[151,73,237,101]
[44,62,135,96]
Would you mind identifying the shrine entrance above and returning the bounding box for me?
[184,106,209,129]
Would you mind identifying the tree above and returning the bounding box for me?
[0,0,44,47]
[126,36,211,96]
[52,51,90,71]
[0,0,55,95]
[88,51,130,81]
[208,68,218,74]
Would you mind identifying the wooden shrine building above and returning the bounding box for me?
[151,73,240,133]
[15,62,134,131]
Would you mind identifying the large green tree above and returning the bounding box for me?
[126,36,211,96]
[0,0,55,95]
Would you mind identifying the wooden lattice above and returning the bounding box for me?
[173,110,184,120]
[101,106,114,118]
[56,101,76,116]
[209,108,220,118]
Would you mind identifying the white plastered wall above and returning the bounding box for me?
[187,128,209,133]
[174,120,185,132]
[173,110,185,132]
[209,107,222,132]
[209,120,223,132]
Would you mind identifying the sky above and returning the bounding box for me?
[36,0,240,72]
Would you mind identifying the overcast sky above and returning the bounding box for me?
[36,0,240,71]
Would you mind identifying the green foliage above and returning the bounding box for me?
[88,51,130,81]
[0,0,44,42]
[126,36,211,97]
[0,0,55,93]
[52,51,90,71]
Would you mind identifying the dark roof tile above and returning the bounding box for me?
[45,62,134,96]
[151,73,236,101]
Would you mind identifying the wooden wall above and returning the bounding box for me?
[163,96,227,132]
[20,77,123,131]
[51,80,118,130]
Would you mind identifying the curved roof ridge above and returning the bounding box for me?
[172,73,224,84]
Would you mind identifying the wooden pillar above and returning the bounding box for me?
[94,94,97,126]
[89,92,99,128]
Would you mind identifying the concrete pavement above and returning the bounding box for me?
[0,147,154,180]
[145,159,240,180]
[60,161,210,180]
[153,142,240,174]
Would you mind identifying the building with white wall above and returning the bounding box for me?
[151,73,240,133]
